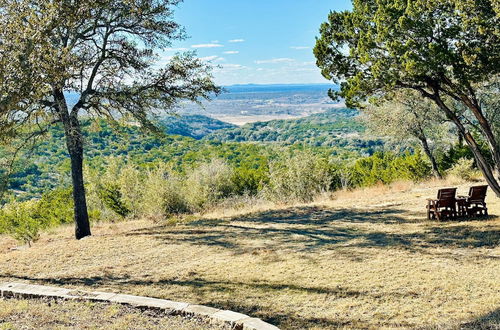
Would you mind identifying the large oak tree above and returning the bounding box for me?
[314,0,500,196]
[0,0,220,239]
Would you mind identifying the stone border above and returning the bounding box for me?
[0,282,279,330]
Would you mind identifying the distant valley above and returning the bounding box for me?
[175,83,342,125]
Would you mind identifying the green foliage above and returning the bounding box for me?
[351,151,431,187]
[231,166,269,196]
[36,188,74,225]
[206,108,383,151]
[265,151,332,203]
[140,166,189,219]
[438,144,475,172]
[0,187,79,245]
[0,201,42,246]
[161,115,236,140]
[185,159,236,210]
[314,0,499,108]
[97,183,131,218]
[447,158,480,182]
[438,133,493,172]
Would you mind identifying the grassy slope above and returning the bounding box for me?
[0,297,223,329]
[0,180,499,329]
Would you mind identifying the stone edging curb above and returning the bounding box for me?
[0,282,279,330]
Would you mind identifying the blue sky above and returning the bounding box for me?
[162,0,352,86]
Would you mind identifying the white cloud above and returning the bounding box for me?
[255,58,295,64]
[223,51,239,54]
[291,46,310,50]
[228,39,245,43]
[164,47,189,52]
[191,43,224,48]
[220,64,245,70]
[200,55,225,62]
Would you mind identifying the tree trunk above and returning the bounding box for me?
[68,141,91,239]
[434,95,500,197]
[54,89,91,239]
[458,130,464,147]
[461,97,500,180]
[419,136,442,179]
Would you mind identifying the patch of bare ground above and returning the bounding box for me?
[1,179,499,329]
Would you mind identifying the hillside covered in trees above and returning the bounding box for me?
[205,108,384,149]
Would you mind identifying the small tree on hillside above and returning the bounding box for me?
[314,0,500,196]
[363,91,449,179]
[0,0,220,239]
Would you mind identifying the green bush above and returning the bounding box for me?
[97,183,131,218]
[85,159,141,219]
[184,159,236,210]
[350,151,431,187]
[36,188,74,225]
[265,151,332,203]
[438,143,475,172]
[140,165,189,218]
[447,157,480,182]
[0,201,43,246]
[393,151,431,182]
[231,166,269,196]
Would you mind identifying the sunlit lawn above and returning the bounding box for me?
[1,180,499,329]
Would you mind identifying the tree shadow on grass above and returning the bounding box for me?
[430,308,500,330]
[0,273,364,297]
[462,308,500,329]
[126,206,499,253]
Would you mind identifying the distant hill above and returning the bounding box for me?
[205,108,384,150]
[222,83,339,94]
[160,115,236,140]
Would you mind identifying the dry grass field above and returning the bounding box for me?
[0,297,223,329]
[0,179,499,329]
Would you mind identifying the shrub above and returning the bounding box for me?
[140,165,189,219]
[85,159,141,219]
[350,152,395,187]
[231,166,268,196]
[329,162,353,190]
[184,159,236,210]
[0,201,42,246]
[265,151,332,203]
[36,187,74,225]
[350,151,431,187]
[438,138,492,172]
[97,183,131,218]
[393,151,431,182]
[113,163,143,217]
[447,157,480,182]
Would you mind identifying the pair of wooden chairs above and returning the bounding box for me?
[427,185,488,221]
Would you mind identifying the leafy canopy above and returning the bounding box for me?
[314,0,500,107]
[0,0,220,136]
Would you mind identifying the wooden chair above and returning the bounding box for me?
[461,185,488,217]
[427,188,457,221]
